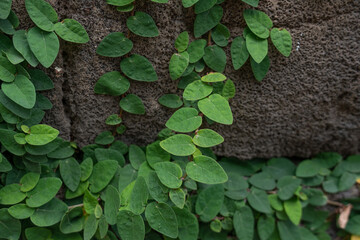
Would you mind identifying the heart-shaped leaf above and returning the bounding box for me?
[54,19,89,43]
[94,71,130,96]
[12,30,39,67]
[154,162,183,188]
[120,54,158,82]
[26,177,62,207]
[25,124,59,146]
[2,75,36,109]
[25,0,58,32]
[96,32,133,57]
[169,52,189,80]
[198,94,233,125]
[166,107,202,132]
[192,129,224,148]
[243,9,272,39]
[246,32,268,64]
[231,36,249,70]
[194,5,223,38]
[119,94,145,115]
[127,12,159,37]
[145,202,178,238]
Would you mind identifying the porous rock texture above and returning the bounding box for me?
[13,0,360,159]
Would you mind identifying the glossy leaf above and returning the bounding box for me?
[54,19,89,43]
[96,32,133,57]
[183,80,213,101]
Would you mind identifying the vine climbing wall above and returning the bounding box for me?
[13,0,360,158]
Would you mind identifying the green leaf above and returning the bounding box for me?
[296,160,321,178]
[203,45,226,72]
[60,207,85,234]
[257,215,275,240]
[89,160,118,193]
[106,0,134,6]
[127,11,159,37]
[299,227,318,240]
[54,19,89,43]
[198,94,233,125]
[27,27,59,68]
[266,158,296,179]
[83,190,98,214]
[173,207,199,240]
[66,181,89,199]
[83,214,98,240]
[234,206,254,240]
[120,54,158,82]
[0,55,16,82]
[105,114,122,125]
[0,90,30,119]
[277,221,301,240]
[170,189,186,209]
[169,52,189,80]
[182,0,199,8]
[147,171,168,202]
[277,176,301,201]
[201,72,226,83]
[0,184,26,205]
[193,129,224,148]
[242,0,259,7]
[251,55,270,81]
[25,227,52,240]
[284,197,302,225]
[243,9,272,39]
[222,79,235,99]
[166,107,202,132]
[25,124,59,146]
[160,134,196,156]
[13,30,39,67]
[0,209,21,240]
[104,185,120,225]
[145,202,178,238]
[146,140,171,168]
[129,144,146,170]
[60,157,81,191]
[188,39,207,63]
[119,94,145,115]
[211,23,230,47]
[0,33,24,65]
[249,172,276,190]
[8,204,35,219]
[246,32,268,63]
[2,75,36,109]
[0,129,26,156]
[30,198,68,227]
[195,0,217,14]
[270,28,292,57]
[28,69,54,91]
[122,176,149,214]
[25,0,58,32]
[117,210,145,240]
[175,31,189,52]
[26,177,62,207]
[0,0,12,19]
[195,184,224,222]
[343,154,360,173]
[154,162,183,188]
[158,94,183,109]
[345,215,360,235]
[95,131,114,145]
[186,155,228,184]
[80,158,93,181]
[183,80,213,101]
[247,188,272,214]
[20,172,40,192]
[96,32,133,57]
[194,5,223,38]
[338,171,357,191]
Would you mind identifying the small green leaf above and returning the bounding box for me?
[270,28,292,57]
[145,202,178,238]
[212,23,230,47]
[117,210,145,240]
[0,184,26,205]
[166,107,202,132]
[0,0,12,19]
[257,215,275,240]
[147,171,169,203]
[243,9,273,39]
[120,54,158,82]
[194,5,223,38]
[59,207,85,234]
[129,144,146,170]
[127,11,159,37]
[193,129,224,148]
[158,94,183,109]
[175,31,189,52]
[173,207,199,240]
[194,0,217,14]
[247,188,272,214]
[284,197,302,225]
[203,45,226,72]
[12,30,39,67]
[54,19,89,43]
[266,158,296,179]
[8,204,35,219]
[0,209,21,240]
[89,160,118,193]
[104,185,120,225]
[222,79,235,99]
[186,155,228,184]
[0,129,26,156]
[25,0,58,32]
[296,160,321,178]
[0,55,16,82]
[25,124,59,146]
[96,32,133,57]
[60,157,81,192]
[277,176,302,201]
[80,158,93,182]
[198,94,233,125]
[249,172,276,190]
[0,90,31,119]
[83,214,98,240]
[146,141,171,168]
[246,32,268,63]
[188,39,207,63]
[25,227,52,240]
[251,55,270,81]
[27,27,59,68]
[30,198,68,227]
[26,177,62,207]
[105,114,122,125]
[182,0,199,8]
[169,52,189,80]
[277,221,301,240]
[231,36,249,70]
[183,80,213,101]
[201,72,226,83]
[28,69,54,91]
[234,206,254,240]
[242,0,259,7]
[95,131,114,145]
[154,162,183,188]
[20,172,40,192]
[106,0,134,6]
[170,188,186,209]
[2,75,36,109]
[196,184,224,222]
[119,94,145,115]
[160,134,196,156]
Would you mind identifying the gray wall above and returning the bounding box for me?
[14,0,360,158]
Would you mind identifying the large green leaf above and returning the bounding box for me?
[0,129,26,156]
[247,188,272,214]
[28,69,54,90]
[25,124,59,146]
[284,197,302,225]
[169,189,186,209]
[154,162,183,188]
[186,155,228,184]
[194,5,223,38]
[13,30,39,67]
[20,172,40,192]
[129,144,146,170]
[183,80,213,101]
[0,90,30,119]
[104,185,120,225]
[296,160,321,177]
[257,215,275,240]
[117,210,145,240]
[27,27,59,68]
[0,55,16,82]
[246,32,268,63]
[127,11,159,37]
[119,94,145,115]
[169,52,189,80]
[0,0,12,19]
[249,172,276,190]
[173,207,199,240]
[120,54,158,82]
[26,177,62,207]
[146,141,171,168]
[211,23,230,47]
[0,209,21,240]
[30,198,68,227]
[195,184,224,222]
[8,204,35,219]
[96,32,133,57]
[270,28,292,57]
[277,176,301,201]
[203,45,226,72]
[192,129,224,148]
[145,202,178,238]
[277,221,301,240]
[2,75,36,109]
[0,184,26,205]
[243,9,272,39]
[120,176,149,214]
[60,157,81,192]
[198,94,233,125]
[59,207,85,234]
[54,19,89,43]
[89,160,118,193]
[233,206,254,240]
[188,39,206,63]
[166,107,202,133]
[160,134,196,156]
[147,171,168,203]
[201,72,226,83]
[25,0,58,32]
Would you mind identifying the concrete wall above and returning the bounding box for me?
[14,0,360,158]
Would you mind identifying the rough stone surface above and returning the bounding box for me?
[12,0,360,159]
